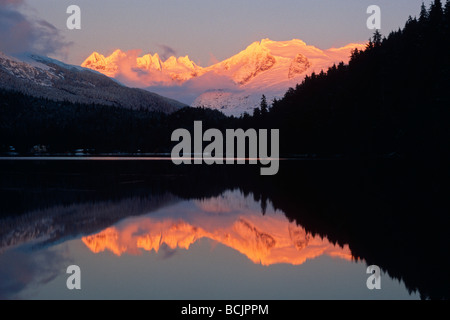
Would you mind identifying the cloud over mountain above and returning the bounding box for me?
[0,0,70,57]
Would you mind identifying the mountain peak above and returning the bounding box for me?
[80,39,365,114]
[259,38,278,46]
[137,53,162,71]
[83,51,105,63]
[111,49,125,56]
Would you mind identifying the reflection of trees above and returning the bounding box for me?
[0,159,449,299]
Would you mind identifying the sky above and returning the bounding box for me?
[0,0,434,66]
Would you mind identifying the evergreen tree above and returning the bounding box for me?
[430,0,444,17]
[420,2,429,22]
[446,0,450,17]
[366,38,374,50]
[350,48,360,62]
[429,0,444,27]
[260,95,268,116]
[372,30,383,47]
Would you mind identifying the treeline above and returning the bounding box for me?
[0,89,234,153]
[257,0,450,157]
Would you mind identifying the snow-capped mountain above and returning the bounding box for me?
[0,52,186,113]
[81,39,365,116]
[82,49,203,85]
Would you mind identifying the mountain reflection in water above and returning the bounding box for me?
[82,191,352,266]
[0,159,448,299]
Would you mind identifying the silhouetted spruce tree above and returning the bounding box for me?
[260,94,268,116]
[430,0,444,22]
[446,0,450,17]
[372,30,383,47]
[420,2,429,22]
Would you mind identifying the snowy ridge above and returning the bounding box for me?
[81,39,366,116]
[0,51,186,113]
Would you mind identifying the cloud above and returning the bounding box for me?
[147,73,240,105]
[209,52,219,66]
[0,0,24,5]
[0,248,70,299]
[157,44,177,60]
[158,244,179,260]
[184,72,238,91]
[0,1,71,57]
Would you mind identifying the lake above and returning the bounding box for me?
[0,158,448,300]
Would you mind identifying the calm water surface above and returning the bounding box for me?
[1,158,444,299]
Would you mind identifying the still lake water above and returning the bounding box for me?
[1,158,447,300]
